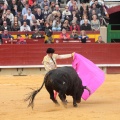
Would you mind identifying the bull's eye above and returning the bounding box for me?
[63,81,65,84]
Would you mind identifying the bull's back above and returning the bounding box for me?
[44,67,82,95]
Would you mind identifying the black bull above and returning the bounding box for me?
[25,67,91,108]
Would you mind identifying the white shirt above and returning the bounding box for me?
[42,54,72,72]
[25,13,35,21]
[20,25,31,31]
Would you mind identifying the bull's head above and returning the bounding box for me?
[76,87,84,103]
[76,86,91,103]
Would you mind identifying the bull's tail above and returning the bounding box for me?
[24,72,49,109]
[83,86,91,95]
[24,82,45,109]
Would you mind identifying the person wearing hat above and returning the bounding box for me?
[42,48,74,72]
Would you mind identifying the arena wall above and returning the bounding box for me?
[0,43,120,75]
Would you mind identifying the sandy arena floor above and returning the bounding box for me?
[0,74,120,120]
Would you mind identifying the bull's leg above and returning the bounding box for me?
[63,94,68,103]
[45,86,59,105]
[72,95,78,107]
[58,91,67,106]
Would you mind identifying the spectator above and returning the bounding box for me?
[95,0,103,9]
[0,21,11,31]
[31,28,45,39]
[22,4,31,15]
[45,22,53,43]
[16,34,26,44]
[60,28,70,39]
[70,30,79,39]
[96,36,105,43]
[91,14,100,31]
[21,14,30,26]
[70,10,80,22]
[20,0,27,7]
[25,34,29,39]
[35,8,44,21]
[80,19,91,31]
[20,21,31,31]
[31,6,38,15]
[67,0,78,9]
[4,0,8,5]
[54,5,62,16]
[56,0,61,6]
[69,0,78,12]
[1,29,13,40]
[46,11,58,23]
[30,1,40,12]
[70,21,80,31]
[6,9,14,23]
[62,6,71,22]
[61,20,70,31]
[56,11,62,20]
[52,17,61,31]
[16,0,24,12]
[80,2,89,20]
[25,9,35,21]
[2,3,8,15]
[72,16,80,25]
[78,30,89,43]
[90,0,95,6]
[36,0,43,6]
[50,1,56,12]
[12,16,21,27]
[42,5,51,21]
[89,3,101,20]
[40,0,50,10]
[28,0,34,6]
[80,14,91,26]
[89,9,98,20]
[70,5,80,20]
[9,0,17,16]
[16,10,23,22]
[11,21,20,31]
[31,15,45,31]
[100,6,109,26]
[0,13,11,26]
[31,20,41,31]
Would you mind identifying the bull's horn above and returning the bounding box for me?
[85,86,91,95]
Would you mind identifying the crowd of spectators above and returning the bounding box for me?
[0,0,109,43]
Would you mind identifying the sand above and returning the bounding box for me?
[0,74,120,120]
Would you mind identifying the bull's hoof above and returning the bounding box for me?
[55,103,60,106]
[65,99,68,103]
[61,101,67,108]
[73,103,78,107]
[63,103,67,108]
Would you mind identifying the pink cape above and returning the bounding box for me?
[72,53,105,100]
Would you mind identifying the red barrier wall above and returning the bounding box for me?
[107,67,120,74]
[0,43,120,66]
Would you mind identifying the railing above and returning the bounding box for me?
[107,24,120,43]
[54,38,95,43]
[2,38,45,44]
